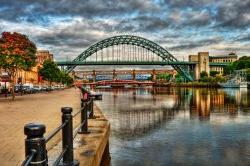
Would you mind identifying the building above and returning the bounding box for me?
[14,50,54,84]
[36,50,54,64]
[188,52,238,80]
[15,66,39,84]
[209,52,238,75]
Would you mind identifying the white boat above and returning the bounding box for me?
[219,77,248,88]
[219,82,248,88]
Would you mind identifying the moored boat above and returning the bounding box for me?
[219,77,248,88]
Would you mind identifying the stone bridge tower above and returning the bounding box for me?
[189,52,210,80]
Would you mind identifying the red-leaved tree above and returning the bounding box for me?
[0,32,37,99]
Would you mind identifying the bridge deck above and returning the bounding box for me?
[57,61,229,66]
[57,61,196,66]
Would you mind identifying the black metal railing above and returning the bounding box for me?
[21,88,95,166]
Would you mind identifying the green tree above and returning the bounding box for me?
[174,73,184,83]
[199,71,209,82]
[39,60,74,86]
[39,60,60,85]
[215,75,225,83]
[247,69,250,82]
[224,56,250,76]
[0,32,37,99]
[156,73,172,81]
[210,71,219,77]
[200,71,208,78]
[59,71,74,85]
[224,63,234,75]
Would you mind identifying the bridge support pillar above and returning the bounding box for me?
[197,52,210,80]
[151,69,156,82]
[190,64,199,81]
[92,70,96,82]
[132,69,136,81]
[113,69,117,80]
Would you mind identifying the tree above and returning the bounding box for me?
[224,56,250,76]
[60,72,73,85]
[247,69,250,82]
[39,60,74,86]
[156,73,172,81]
[174,73,184,83]
[39,60,60,85]
[200,71,208,78]
[210,71,219,77]
[224,64,234,75]
[57,70,73,85]
[0,32,37,99]
[199,71,209,82]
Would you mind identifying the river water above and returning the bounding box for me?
[94,87,250,166]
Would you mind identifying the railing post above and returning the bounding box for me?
[24,123,47,166]
[81,89,95,119]
[78,99,90,134]
[89,97,95,119]
[61,107,79,166]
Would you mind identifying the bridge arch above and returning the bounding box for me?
[66,35,193,81]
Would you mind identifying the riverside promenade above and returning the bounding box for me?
[0,88,81,165]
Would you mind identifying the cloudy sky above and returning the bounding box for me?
[0,0,250,62]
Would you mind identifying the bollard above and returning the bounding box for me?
[24,123,47,166]
[61,107,79,166]
[78,99,90,134]
[88,97,95,119]
[81,90,95,119]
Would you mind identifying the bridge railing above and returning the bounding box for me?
[21,89,95,166]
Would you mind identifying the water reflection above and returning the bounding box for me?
[95,88,250,166]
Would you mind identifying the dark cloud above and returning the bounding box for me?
[214,0,250,29]
[235,35,250,42]
[180,11,212,27]
[115,15,170,32]
[164,0,250,30]
[35,27,105,49]
[135,16,169,31]
[164,0,214,8]
[169,38,223,50]
[0,0,159,23]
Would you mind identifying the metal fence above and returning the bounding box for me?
[21,88,95,166]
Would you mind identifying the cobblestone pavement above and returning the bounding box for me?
[0,88,81,166]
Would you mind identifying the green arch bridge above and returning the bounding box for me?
[57,35,228,82]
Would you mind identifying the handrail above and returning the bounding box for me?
[52,146,68,166]
[21,149,36,166]
[72,110,81,118]
[73,120,86,139]
[45,120,68,143]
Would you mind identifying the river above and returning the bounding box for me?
[94,87,250,166]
